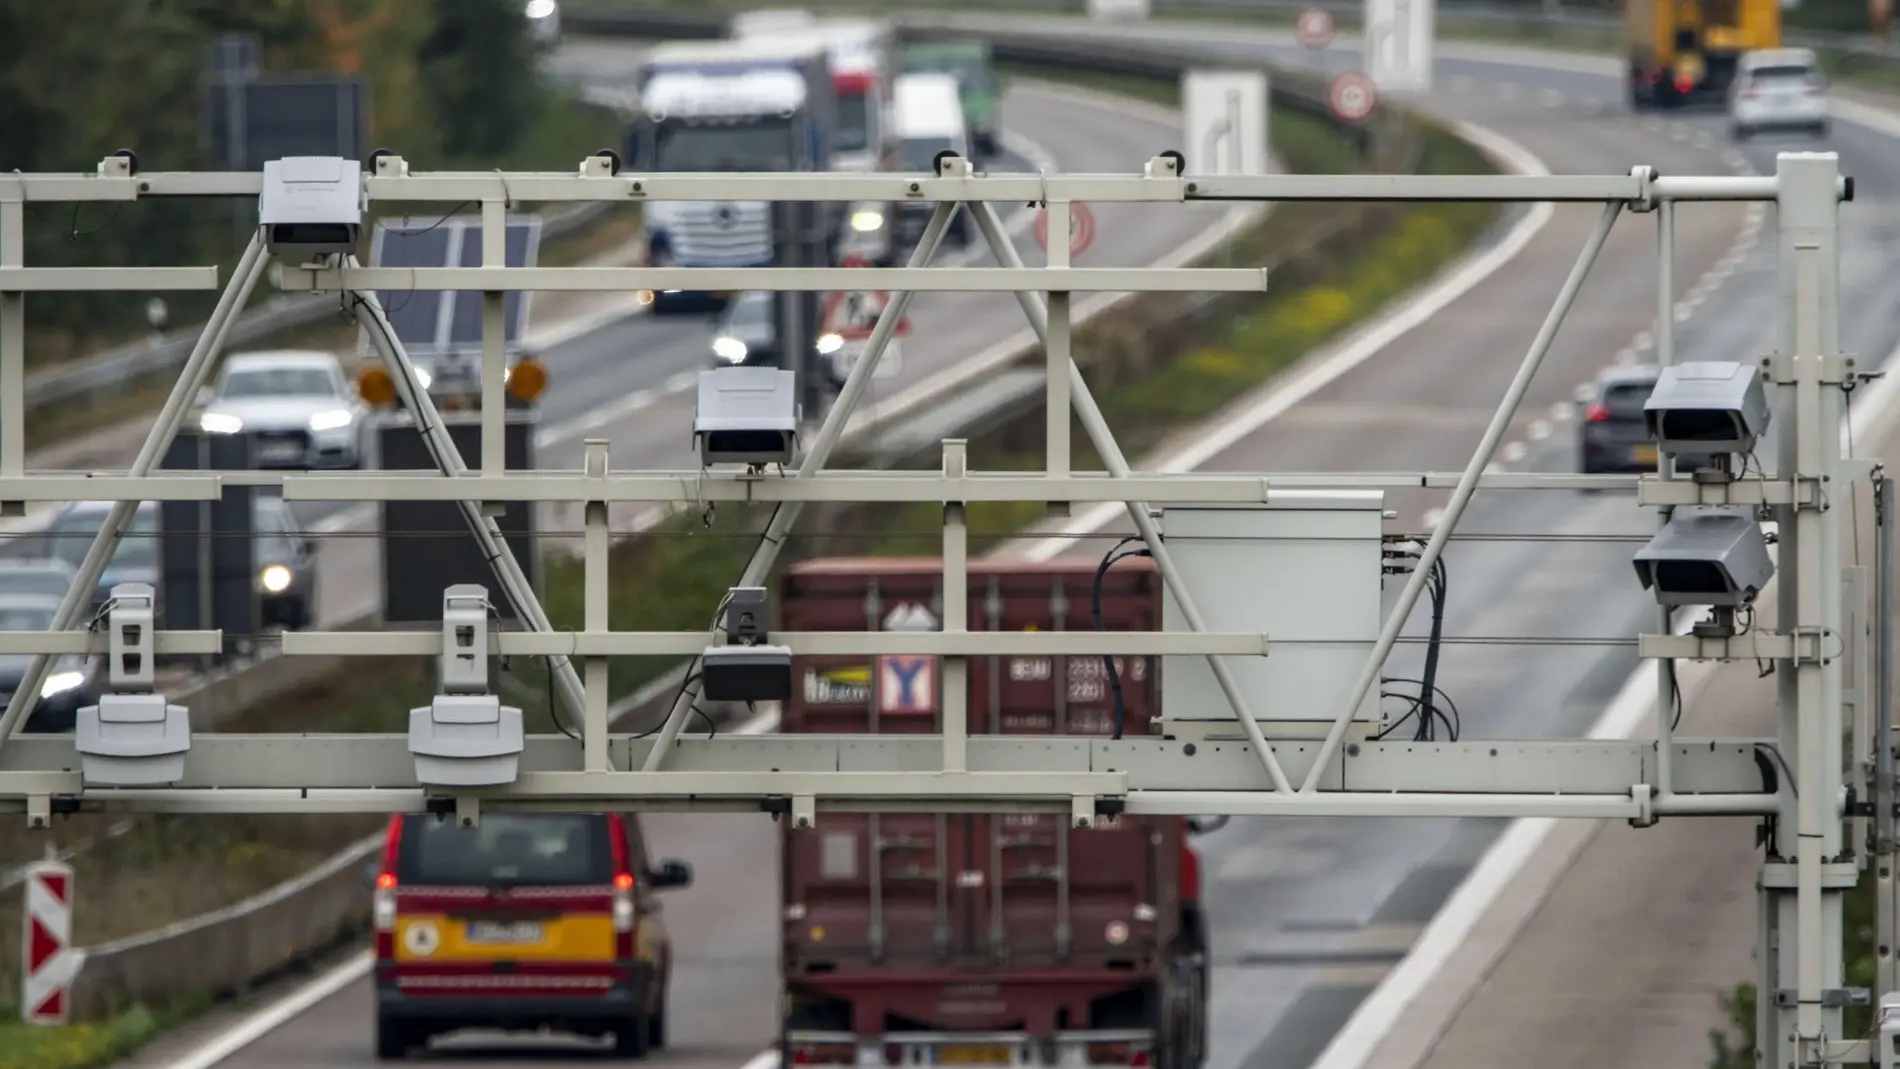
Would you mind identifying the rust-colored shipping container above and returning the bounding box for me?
[776,556,1209,1069]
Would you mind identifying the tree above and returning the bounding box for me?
[416,0,542,160]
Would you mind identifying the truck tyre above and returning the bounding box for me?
[648,996,668,1050]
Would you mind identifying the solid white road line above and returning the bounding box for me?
[1009,116,1554,563]
[161,949,375,1069]
[1306,265,1900,1069]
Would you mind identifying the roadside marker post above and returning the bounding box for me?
[21,859,77,1025]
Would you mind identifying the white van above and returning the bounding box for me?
[1729,47,1829,141]
[891,72,976,245]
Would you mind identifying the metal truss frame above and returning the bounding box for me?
[0,150,1876,1064]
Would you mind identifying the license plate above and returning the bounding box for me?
[941,1046,1011,1065]
[259,442,301,460]
[1632,444,1658,465]
[465,920,543,944]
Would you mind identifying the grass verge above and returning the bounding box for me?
[27,97,636,454]
[0,65,1502,1059]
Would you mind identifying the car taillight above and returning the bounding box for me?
[1674,73,1695,94]
[373,815,402,958]
[613,870,637,958]
[1584,402,1611,422]
[1741,87,1761,99]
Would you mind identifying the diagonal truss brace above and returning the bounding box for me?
[344,260,587,726]
[0,230,271,751]
[967,197,1294,794]
[640,198,962,770]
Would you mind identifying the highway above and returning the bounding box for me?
[128,25,1900,1069]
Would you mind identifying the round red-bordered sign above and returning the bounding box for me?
[1034,202,1096,259]
[1328,70,1378,123]
[1295,7,1336,50]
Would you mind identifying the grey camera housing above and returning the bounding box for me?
[259,156,364,258]
[1642,360,1770,456]
[73,583,191,786]
[408,693,525,788]
[1632,507,1776,608]
[702,644,794,703]
[695,367,799,467]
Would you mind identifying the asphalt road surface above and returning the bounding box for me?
[143,27,1900,1069]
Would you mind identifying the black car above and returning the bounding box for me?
[1578,365,1721,474]
[0,594,104,733]
[708,290,846,377]
[41,495,318,631]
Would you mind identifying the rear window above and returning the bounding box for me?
[396,813,614,887]
[1600,382,1655,419]
[1748,64,1816,83]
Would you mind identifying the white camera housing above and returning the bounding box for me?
[1643,360,1771,456]
[259,156,364,257]
[74,583,191,786]
[407,585,523,788]
[1632,506,1776,608]
[695,367,800,467]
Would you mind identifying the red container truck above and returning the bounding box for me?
[776,556,1210,1069]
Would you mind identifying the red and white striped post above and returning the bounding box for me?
[20,858,76,1025]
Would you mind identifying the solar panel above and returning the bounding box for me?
[446,217,542,349]
[367,221,452,353]
[365,215,542,355]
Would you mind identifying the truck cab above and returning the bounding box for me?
[630,39,838,315]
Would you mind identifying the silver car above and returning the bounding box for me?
[197,350,367,469]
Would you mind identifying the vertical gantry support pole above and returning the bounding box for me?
[583,439,611,772]
[347,263,587,723]
[480,197,508,495]
[1046,200,1073,517]
[640,200,958,772]
[1654,194,1679,802]
[1,194,24,504]
[1876,475,1896,1003]
[1769,151,1846,1065]
[942,439,970,773]
[1307,200,1624,792]
[0,231,272,747]
[968,199,1293,794]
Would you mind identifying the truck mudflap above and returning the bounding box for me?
[785,1027,1156,1069]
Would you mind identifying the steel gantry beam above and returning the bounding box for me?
[0,150,1880,1064]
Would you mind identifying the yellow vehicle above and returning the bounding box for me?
[1626,0,1783,108]
[367,811,694,1060]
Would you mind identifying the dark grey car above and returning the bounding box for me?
[40,495,318,630]
[0,593,103,733]
[1577,365,1720,474]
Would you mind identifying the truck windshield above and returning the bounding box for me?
[653,117,796,171]
[899,135,956,172]
[836,90,870,153]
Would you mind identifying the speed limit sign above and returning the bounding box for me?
[1295,7,1335,49]
[1328,70,1378,123]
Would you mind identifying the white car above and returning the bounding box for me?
[1730,48,1829,141]
[197,350,367,469]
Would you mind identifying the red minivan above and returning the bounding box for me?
[367,811,693,1060]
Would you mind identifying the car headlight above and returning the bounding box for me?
[712,336,748,363]
[851,209,885,232]
[816,333,844,355]
[200,412,243,435]
[40,671,85,699]
[260,564,292,594]
[525,0,556,18]
[308,409,354,432]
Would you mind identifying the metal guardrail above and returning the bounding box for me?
[27,201,612,410]
[42,17,1433,1020]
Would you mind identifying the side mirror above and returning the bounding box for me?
[1185,815,1230,836]
[362,859,380,890]
[650,859,693,890]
